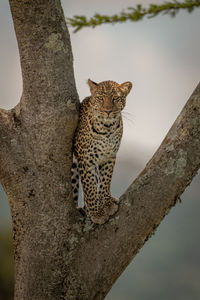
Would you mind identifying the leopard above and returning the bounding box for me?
[72,79,132,224]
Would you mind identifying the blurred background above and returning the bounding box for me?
[0,0,200,299]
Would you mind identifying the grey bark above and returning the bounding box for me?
[0,0,199,299]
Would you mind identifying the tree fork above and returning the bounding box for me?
[0,0,199,299]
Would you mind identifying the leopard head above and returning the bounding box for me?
[88,79,132,118]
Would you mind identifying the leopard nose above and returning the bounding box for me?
[104,110,112,116]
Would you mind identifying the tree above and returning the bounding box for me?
[0,0,199,299]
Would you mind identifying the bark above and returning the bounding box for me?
[0,0,199,299]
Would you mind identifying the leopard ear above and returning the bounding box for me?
[88,79,98,93]
[120,81,132,96]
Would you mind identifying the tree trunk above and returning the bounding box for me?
[0,0,199,299]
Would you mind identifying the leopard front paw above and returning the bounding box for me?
[112,197,120,204]
[88,205,110,224]
[106,202,119,216]
[103,196,119,217]
[90,214,109,225]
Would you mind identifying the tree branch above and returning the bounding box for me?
[4,3,80,298]
[65,82,200,298]
[6,0,79,203]
[66,0,200,32]
[9,0,79,114]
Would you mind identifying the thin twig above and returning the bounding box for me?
[66,0,200,32]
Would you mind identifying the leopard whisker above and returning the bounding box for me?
[122,112,135,125]
[122,115,135,126]
[122,109,134,118]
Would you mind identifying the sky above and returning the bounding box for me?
[0,0,200,168]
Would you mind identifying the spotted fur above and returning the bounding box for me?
[72,79,132,224]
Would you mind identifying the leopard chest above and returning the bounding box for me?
[86,118,122,164]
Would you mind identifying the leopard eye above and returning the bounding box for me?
[97,96,104,102]
[113,97,119,102]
